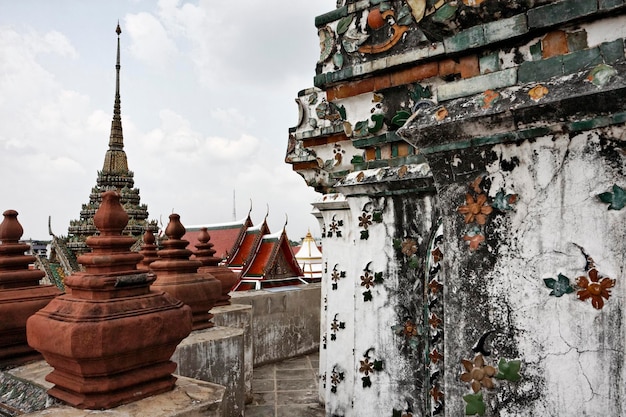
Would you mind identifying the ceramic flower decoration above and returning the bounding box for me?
[458,193,493,225]
[598,184,626,210]
[543,273,575,297]
[460,354,496,393]
[576,268,615,310]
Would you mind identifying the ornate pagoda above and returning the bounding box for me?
[66,24,157,255]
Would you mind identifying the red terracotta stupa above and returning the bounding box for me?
[0,210,60,367]
[27,191,192,409]
[138,228,159,270]
[194,227,238,306]
[150,214,221,330]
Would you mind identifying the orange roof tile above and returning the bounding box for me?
[183,216,252,261]
[229,221,270,267]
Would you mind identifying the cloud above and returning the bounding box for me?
[124,12,178,69]
[210,107,252,130]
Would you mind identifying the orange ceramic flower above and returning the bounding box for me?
[430,386,444,403]
[361,271,375,288]
[435,107,448,121]
[463,233,485,250]
[576,268,615,310]
[457,193,493,225]
[460,354,496,393]
[429,348,443,364]
[403,319,418,337]
[529,84,549,101]
[358,213,372,229]
[359,358,374,375]
[401,238,418,256]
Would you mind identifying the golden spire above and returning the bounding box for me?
[102,22,129,174]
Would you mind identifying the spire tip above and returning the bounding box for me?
[116,22,121,36]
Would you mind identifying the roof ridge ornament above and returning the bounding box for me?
[102,21,129,173]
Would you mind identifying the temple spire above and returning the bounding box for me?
[102,22,128,173]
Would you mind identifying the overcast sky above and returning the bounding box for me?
[0,0,334,242]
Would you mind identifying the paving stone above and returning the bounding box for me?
[277,404,325,417]
[276,378,318,391]
[527,0,598,29]
[245,405,276,417]
[276,390,320,405]
[248,391,274,406]
[246,352,321,416]
[253,366,274,380]
[252,379,275,392]
[275,369,316,380]
[275,357,311,370]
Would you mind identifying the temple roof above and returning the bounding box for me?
[183,215,253,261]
[294,230,323,261]
[241,229,303,280]
[65,24,157,254]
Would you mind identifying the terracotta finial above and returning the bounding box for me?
[79,191,141,274]
[138,228,159,269]
[143,228,156,245]
[165,214,186,240]
[93,191,128,236]
[194,227,237,306]
[151,214,221,330]
[195,227,219,266]
[0,210,23,244]
[0,208,60,366]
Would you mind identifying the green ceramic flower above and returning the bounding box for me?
[598,184,626,210]
[463,392,486,416]
[543,273,575,297]
[495,358,521,382]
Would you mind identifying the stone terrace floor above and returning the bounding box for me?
[246,352,324,417]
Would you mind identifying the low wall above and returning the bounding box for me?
[231,283,321,366]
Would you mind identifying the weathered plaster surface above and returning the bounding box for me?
[288,2,626,416]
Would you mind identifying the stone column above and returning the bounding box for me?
[0,210,60,367]
[150,214,221,330]
[27,191,193,409]
[194,227,238,306]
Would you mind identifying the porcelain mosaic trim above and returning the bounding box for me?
[326,214,344,238]
[331,264,347,290]
[543,246,617,310]
[330,313,346,341]
[360,262,384,302]
[359,348,384,388]
[460,332,523,416]
[426,220,444,416]
[457,177,518,251]
[358,203,383,240]
[330,364,346,394]
[597,184,626,210]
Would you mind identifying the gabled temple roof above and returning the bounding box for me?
[183,212,305,289]
[229,219,270,268]
[241,229,303,280]
[183,215,253,261]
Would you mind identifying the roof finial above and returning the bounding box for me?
[102,21,129,173]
